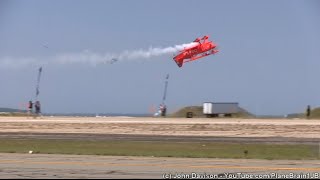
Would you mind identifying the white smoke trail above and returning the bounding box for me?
[0,42,198,68]
[117,42,198,60]
[0,56,46,69]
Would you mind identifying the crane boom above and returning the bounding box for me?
[35,67,42,101]
[162,74,169,105]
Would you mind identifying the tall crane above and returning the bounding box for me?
[159,74,169,117]
[162,74,169,105]
[35,67,42,101]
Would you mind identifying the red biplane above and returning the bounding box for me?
[173,35,219,67]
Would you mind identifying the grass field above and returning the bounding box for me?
[0,139,319,160]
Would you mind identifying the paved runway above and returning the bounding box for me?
[1,117,320,139]
[0,153,319,179]
[1,117,319,178]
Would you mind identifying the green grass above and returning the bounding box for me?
[0,139,318,160]
[310,107,320,119]
[0,112,29,117]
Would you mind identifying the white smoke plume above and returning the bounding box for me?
[0,42,198,68]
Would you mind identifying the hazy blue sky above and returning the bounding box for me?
[0,0,319,115]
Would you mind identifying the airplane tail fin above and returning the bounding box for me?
[174,59,183,68]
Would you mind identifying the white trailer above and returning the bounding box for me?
[203,102,239,117]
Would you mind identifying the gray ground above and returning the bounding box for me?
[1,117,320,179]
[0,153,319,179]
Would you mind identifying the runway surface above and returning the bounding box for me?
[1,117,320,178]
[1,153,319,179]
[1,116,320,139]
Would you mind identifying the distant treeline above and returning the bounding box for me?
[0,108,26,113]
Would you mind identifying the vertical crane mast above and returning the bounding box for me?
[35,67,42,101]
[162,74,169,105]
